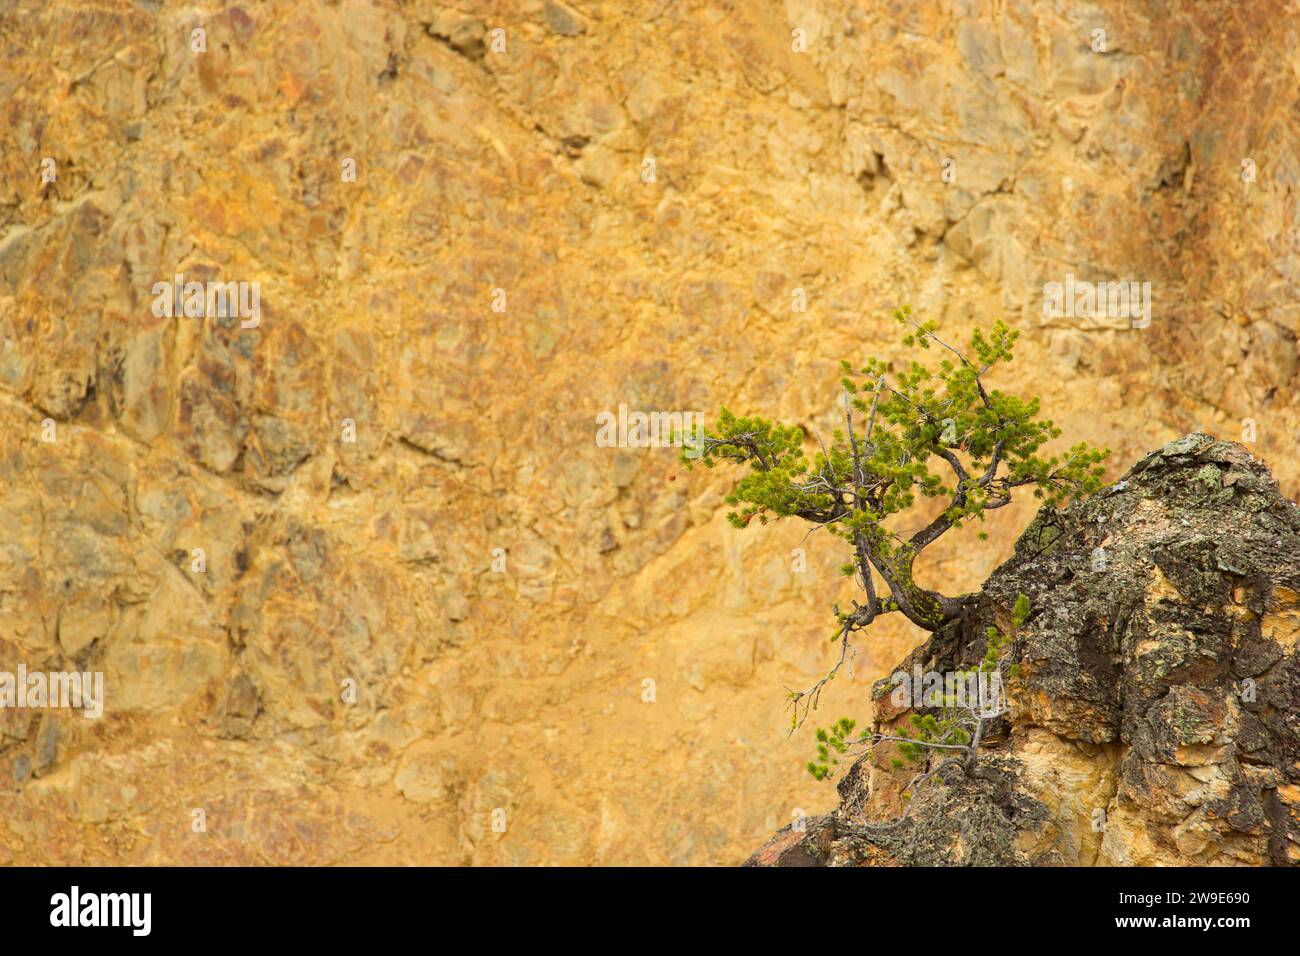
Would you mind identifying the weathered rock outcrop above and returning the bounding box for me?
[749,435,1300,866]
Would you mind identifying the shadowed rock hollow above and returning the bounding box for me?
[748,434,1300,866]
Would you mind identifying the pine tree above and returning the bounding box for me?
[681,308,1108,781]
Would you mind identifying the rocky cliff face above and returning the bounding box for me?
[1,1,1298,865]
[748,435,1300,866]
